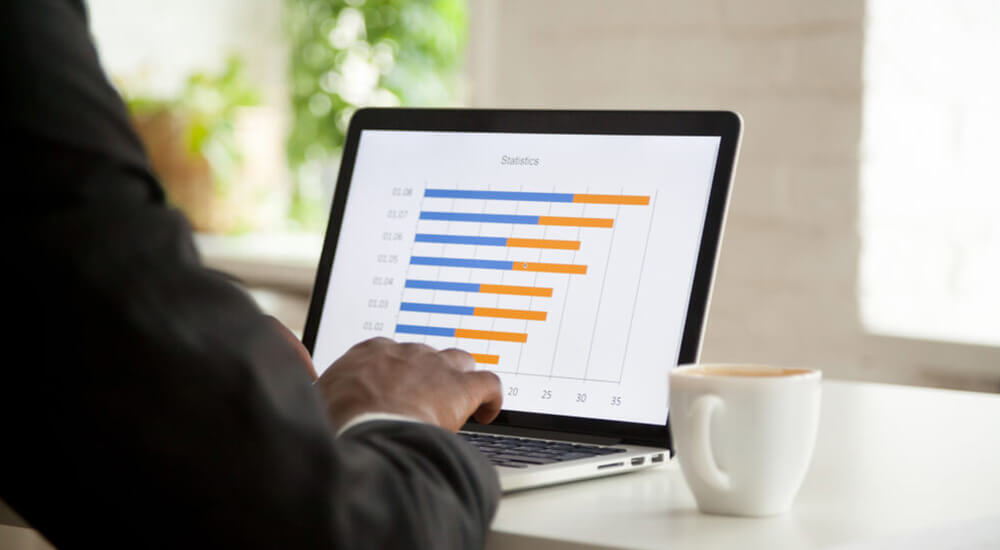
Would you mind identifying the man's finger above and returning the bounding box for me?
[397,341,437,357]
[465,370,503,424]
[439,348,476,372]
[356,336,396,350]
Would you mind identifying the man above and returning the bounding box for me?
[1,1,503,548]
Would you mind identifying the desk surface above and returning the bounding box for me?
[3,381,998,549]
[487,380,1000,550]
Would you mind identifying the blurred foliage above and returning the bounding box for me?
[126,56,261,196]
[286,0,466,228]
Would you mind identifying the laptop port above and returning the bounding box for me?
[651,453,664,464]
[631,457,645,466]
[597,461,625,470]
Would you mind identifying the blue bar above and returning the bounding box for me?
[420,211,541,225]
[395,324,456,337]
[415,234,507,246]
[425,189,574,203]
[405,279,481,292]
[411,256,514,270]
[401,302,475,316]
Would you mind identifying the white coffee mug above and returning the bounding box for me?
[669,364,821,516]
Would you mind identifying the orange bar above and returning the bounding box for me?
[473,307,547,321]
[538,216,614,228]
[454,328,528,343]
[479,283,553,297]
[506,237,580,250]
[511,261,588,275]
[471,353,500,365]
[573,194,650,205]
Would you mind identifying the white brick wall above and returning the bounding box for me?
[720,0,862,27]
[467,0,1000,389]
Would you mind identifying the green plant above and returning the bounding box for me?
[286,0,466,228]
[126,55,261,196]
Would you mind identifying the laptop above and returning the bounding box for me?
[302,108,741,492]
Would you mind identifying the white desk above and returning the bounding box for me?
[3,381,999,549]
[487,380,1000,549]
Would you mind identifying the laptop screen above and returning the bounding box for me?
[310,128,723,427]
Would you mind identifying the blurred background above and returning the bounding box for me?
[88,0,998,390]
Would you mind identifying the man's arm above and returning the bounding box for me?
[1,1,501,548]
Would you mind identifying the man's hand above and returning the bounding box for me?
[316,337,503,432]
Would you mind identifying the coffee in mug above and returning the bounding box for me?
[669,364,821,516]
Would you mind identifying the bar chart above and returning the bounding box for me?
[394,186,655,387]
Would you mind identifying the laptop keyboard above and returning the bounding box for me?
[459,432,627,469]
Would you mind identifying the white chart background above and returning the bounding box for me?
[313,130,720,425]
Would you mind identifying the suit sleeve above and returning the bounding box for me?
[0,1,500,548]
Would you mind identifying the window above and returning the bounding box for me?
[88,0,467,235]
[860,0,1000,347]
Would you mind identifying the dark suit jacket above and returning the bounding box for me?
[0,1,500,548]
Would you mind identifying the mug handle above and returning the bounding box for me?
[690,394,730,492]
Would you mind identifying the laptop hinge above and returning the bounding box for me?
[460,423,622,446]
